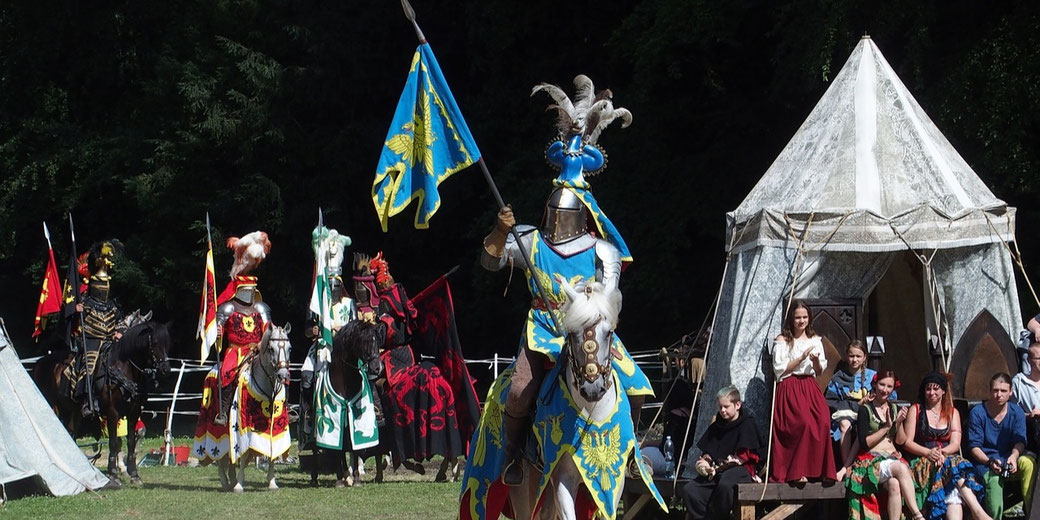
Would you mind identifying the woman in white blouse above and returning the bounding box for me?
[769,299,837,483]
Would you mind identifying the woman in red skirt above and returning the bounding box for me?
[770,299,837,483]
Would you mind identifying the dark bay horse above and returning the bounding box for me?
[33,319,171,485]
[97,320,172,484]
[310,319,383,487]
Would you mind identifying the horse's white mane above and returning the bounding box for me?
[560,281,621,333]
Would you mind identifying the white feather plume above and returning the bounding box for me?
[227,230,271,277]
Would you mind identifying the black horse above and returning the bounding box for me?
[35,320,172,485]
[310,319,383,487]
[97,320,172,484]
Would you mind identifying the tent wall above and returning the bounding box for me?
[933,243,1022,358]
[0,323,109,496]
[687,243,1021,475]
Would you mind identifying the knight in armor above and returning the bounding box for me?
[480,75,652,486]
[73,240,126,417]
[212,232,272,426]
[353,252,462,470]
[301,227,355,449]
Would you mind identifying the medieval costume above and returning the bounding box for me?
[194,231,289,464]
[460,75,663,520]
[73,240,126,416]
[301,227,356,451]
[680,412,763,519]
[354,253,463,464]
[770,335,836,482]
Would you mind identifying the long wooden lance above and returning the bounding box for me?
[69,213,96,416]
[206,212,229,426]
[398,0,564,334]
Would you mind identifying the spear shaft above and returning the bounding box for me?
[398,0,563,333]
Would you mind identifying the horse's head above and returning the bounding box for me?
[120,318,172,379]
[149,321,172,378]
[261,323,293,386]
[333,319,384,377]
[559,278,621,402]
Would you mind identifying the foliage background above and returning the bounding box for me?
[2,1,1039,370]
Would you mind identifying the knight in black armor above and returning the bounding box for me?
[73,240,126,417]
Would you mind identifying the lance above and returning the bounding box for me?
[398,0,564,334]
[69,214,97,416]
[205,213,229,425]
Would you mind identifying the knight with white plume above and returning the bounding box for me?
[468,75,653,498]
[195,230,272,442]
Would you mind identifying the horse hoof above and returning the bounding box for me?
[335,479,346,488]
[402,460,425,475]
[233,486,244,493]
[310,479,318,488]
[267,483,278,491]
[102,478,122,490]
[435,472,448,483]
[130,477,143,486]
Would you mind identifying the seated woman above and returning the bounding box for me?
[897,372,990,520]
[827,340,897,474]
[968,372,1036,519]
[681,385,763,520]
[770,300,836,483]
[846,371,925,520]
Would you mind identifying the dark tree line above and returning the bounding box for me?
[2,1,1039,365]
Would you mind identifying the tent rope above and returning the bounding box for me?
[757,212,815,502]
[887,223,951,370]
[983,214,1040,310]
[654,220,752,490]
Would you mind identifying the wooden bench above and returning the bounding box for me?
[735,482,846,520]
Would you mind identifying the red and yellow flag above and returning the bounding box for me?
[197,240,218,361]
[33,223,62,338]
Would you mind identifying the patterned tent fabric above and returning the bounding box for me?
[728,37,1014,254]
[0,320,110,495]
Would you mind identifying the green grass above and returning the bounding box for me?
[0,437,461,519]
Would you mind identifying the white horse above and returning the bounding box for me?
[217,323,292,492]
[510,279,645,520]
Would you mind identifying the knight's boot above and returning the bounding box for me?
[502,412,531,487]
[74,378,95,418]
[369,378,386,427]
[214,383,234,426]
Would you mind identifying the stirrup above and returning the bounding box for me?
[213,412,228,426]
[502,458,524,486]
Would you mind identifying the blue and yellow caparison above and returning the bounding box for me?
[459,362,667,520]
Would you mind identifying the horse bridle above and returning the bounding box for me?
[256,332,290,397]
[569,324,616,387]
[126,331,166,379]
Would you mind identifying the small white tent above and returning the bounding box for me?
[694,36,1022,460]
[0,320,110,497]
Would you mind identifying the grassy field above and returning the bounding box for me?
[0,437,461,519]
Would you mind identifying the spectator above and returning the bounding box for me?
[827,339,897,475]
[1011,342,1040,452]
[769,300,836,483]
[846,371,924,520]
[681,385,763,520]
[898,371,990,520]
[968,372,1036,519]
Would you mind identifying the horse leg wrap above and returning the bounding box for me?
[502,412,532,487]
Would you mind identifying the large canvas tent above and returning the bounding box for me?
[693,36,1023,462]
[0,320,110,497]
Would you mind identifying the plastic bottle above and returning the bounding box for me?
[663,435,675,478]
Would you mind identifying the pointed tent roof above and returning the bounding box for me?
[727,36,1015,254]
